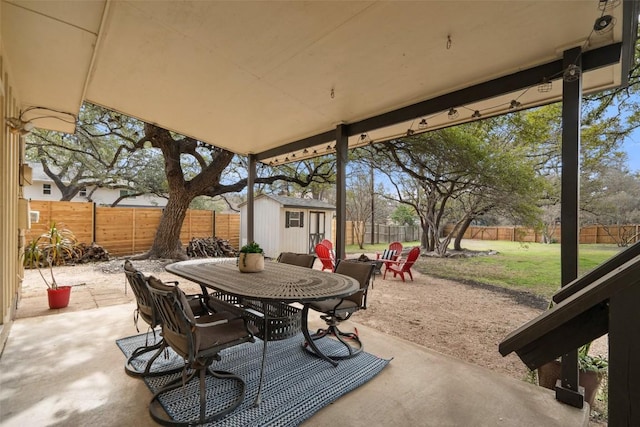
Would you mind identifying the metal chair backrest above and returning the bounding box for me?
[124,260,159,328]
[146,276,197,362]
[277,252,316,268]
[334,260,375,309]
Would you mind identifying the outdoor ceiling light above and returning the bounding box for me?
[447,108,459,120]
[6,117,34,135]
[594,15,615,34]
[418,118,428,129]
[472,110,482,118]
[563,64,581,82]
[538,78,553,93]
[509,100,521,109]
[406,129,415,136]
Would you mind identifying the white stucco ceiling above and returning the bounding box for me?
[1,0,634,163]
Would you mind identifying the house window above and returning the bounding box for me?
[285,211,304,228]
[120,189,136,199]
[43,184,51,195]
[79,187,87,197]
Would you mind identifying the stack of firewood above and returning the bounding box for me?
[186,237,238,258]
[75,242,111,263]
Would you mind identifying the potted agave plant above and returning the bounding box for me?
[23,222,78,309]
[238,241,264,273]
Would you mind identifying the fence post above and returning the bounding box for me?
[92,202,96,243]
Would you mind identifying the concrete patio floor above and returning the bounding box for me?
[0,301,589,426]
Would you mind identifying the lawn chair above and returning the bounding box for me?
[315,243,335,271]
[123,260,208,377]
[277,252,317,268]
[320,239,336,263]
[384,246,420,282]
[304,260,375,360]
[376,241,403,275]
[146,275,257,426]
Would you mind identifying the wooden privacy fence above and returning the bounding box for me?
[444,224,640,245]
[26,201,240,256]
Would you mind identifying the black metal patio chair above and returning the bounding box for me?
[123,260,208,377]
[304,259,375,360]
[146,275,257,426]
[277,252,317,268]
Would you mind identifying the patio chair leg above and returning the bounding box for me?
[125,338,184,378]
[305,324,363,360]
[149,364,245,426]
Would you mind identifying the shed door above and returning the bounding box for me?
[309,211,326,253]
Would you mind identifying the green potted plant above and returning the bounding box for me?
[537,342,607,407]
[238,241,264,273]
[23,222,79,309]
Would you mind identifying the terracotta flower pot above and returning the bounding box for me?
[238,253,264,273]
[47,286,72,309]
[537,360,604,407]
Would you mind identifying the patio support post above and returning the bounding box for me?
[335,124,348,261]
[247,154,256,244]
[557,46,583,409]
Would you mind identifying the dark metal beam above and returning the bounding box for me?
[254,43,623,162]
[335,124,348,261]
[620,0,640,87]
[608,283,640,425]
[255,130,335,162]
[558,46,582,409]
[247,154,256,243]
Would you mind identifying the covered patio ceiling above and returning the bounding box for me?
[1,0,637,164]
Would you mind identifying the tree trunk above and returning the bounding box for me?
[454,215,474,251]
[141,192,193,260]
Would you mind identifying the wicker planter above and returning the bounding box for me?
[238,253,264,273]
[537,360,604,407]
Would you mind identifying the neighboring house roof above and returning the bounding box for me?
[240,194,335,210]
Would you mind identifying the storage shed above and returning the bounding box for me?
[239,195,335,259]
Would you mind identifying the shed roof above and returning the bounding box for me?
[241,194,335,210]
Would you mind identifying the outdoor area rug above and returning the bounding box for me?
[116,332,391,426]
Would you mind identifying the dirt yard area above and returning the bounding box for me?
[17,256,607,385]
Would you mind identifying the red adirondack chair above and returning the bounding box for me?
[384,246,420,282]
[376,241,403,274]
[315,243,335,271]
[319,239,336,263]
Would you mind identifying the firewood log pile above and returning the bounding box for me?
[75,242,111,263]
[186,237,238,258]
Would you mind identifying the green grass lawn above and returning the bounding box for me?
[347,240,622,299]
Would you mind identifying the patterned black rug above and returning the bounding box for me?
[116,332,390,426]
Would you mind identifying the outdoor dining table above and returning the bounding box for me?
[165,258,360,405]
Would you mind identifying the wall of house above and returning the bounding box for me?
[24,179,167,207]
[0,49,24,350]
[240,198,281,258]
[279,207,312,254]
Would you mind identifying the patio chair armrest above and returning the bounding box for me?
[196,319,229,327]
